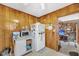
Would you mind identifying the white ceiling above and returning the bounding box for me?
[2,3,72,17]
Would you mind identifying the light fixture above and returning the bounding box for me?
[40,3,45,10]
[23,3,29,6]
[13,19,19,23]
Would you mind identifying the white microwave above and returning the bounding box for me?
[12,32,20,40]
[20,30,30,37]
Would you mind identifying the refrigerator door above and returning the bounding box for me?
[38,24,45,33]
[36,24,45,51]
[36,34,43,51]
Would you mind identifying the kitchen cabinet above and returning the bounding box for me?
[14,39,26,56]
[14,36,32,56]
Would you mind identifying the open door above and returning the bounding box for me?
[58,13,79,51]
[76,24,79,44]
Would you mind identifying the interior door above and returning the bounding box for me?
[46,30,56,49]
[46,21,59,50]
[76,24,79,44]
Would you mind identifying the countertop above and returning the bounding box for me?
[13,34,33,41]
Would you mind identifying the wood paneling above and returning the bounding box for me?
[56,3,79,17]
[29,15,36,25]
[0,5,5,52]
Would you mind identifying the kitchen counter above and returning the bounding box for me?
[13,34,33,41]
[14,34,33,56]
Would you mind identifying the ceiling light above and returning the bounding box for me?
[23,3,29,6]
[40,3,45,10]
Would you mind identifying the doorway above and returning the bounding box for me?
[58,13,79,55]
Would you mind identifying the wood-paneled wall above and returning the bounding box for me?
[0,4,37,52]
[39,3,79,51]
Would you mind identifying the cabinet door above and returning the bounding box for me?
[14,40,26,56]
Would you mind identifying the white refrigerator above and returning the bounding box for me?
[31,22,45,51]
